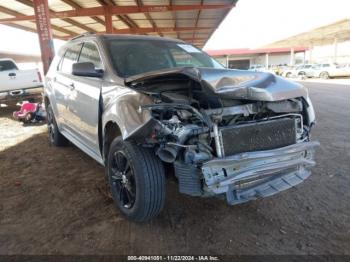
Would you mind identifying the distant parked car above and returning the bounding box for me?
[272,65,290,76]
[249,64,275,74]
[0,58,43,104]
[310,63,350,79]
[249,64,265,71]
[282,64,314,78]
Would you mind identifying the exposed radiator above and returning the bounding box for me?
[220,118,297,156]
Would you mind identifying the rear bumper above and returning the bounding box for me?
[202,141,319,205]
[0,86,43,102]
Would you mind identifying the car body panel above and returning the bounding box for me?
[0,59,42,93]
[44,34,318,206]
[126,67,309,102]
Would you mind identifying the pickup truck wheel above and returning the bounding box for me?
[47,104,69,146]
[107,137,165,222]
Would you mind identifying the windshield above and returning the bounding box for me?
[107,39,224,77]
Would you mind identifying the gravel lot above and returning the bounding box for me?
[0,81,349,255]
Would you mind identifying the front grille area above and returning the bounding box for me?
[221,118,297,156]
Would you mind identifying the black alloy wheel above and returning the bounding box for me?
[107,137,166,222]
[110,150,136,209]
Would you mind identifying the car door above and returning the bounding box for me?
[344,64,350,76]
[53,43,82,129]
[336,64,350,77]
[66,41,103,156]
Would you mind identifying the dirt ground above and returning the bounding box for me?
[0,81,350,255]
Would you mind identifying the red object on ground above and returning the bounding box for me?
[15,181,21,187]
[13,102,39,122]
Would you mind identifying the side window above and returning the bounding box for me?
[0,60,18,71]
[60,43,82,74]
[78,42,103,69]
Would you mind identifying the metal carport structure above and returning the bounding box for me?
[0,0,237,73]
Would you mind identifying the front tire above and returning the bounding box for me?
[46,104,69,146]
[107,137,166,222]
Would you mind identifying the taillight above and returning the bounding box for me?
[37,71,42,82]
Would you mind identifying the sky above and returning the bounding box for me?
[0,0,349,55]
[204,0,350,50]
[0,24,65,55]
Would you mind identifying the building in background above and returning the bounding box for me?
[265,19,350,64]
[206,47,307,69]
[206,19,350,69]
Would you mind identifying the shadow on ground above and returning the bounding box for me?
[0,82,350,255]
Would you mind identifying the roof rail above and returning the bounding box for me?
[70,32,96,41]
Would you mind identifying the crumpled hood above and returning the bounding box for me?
[125,67,308,101]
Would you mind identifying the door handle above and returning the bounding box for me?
[69,83,75,91]
[8,72,16,77]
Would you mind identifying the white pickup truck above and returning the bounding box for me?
[0,58,43,104]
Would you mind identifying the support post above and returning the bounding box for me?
[105,7,113,33]
[290,48,295,66]
[333,38,338,63]
[33,0,55,74]
[308,45,313,64]
[226,55,229,68]
[265,53,269,69]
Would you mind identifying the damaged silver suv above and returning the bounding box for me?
[44,34,319,222]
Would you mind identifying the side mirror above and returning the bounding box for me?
[72,62,103,78]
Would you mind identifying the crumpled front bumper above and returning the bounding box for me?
[201,141,319,205]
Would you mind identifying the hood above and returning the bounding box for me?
[125,67,308,101]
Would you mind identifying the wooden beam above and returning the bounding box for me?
[170,0,179,39]
[2,22,67,40]
[60,0,105,29]
[113,27,211,34]
[136,0,162,36]
[192,0,204,44]
[59,28,211,40]
[104,6,113,33]
[98,0,139,30]
[0,3,76,36]
[13,0,98,33]
[0,4,234,22]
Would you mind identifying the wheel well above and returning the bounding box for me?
[103,121,122,163]
[320,71,329,77]
[44,96,50,107]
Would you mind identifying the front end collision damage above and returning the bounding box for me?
[101,85,155,140]
[102,67,319,204]
[202,141,319,204]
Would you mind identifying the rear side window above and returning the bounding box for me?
[60,43,82,74]
[0,60,18,71]
[78,42,103,69]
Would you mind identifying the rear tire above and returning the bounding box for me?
[286,72,292,78]
[107,137,166,222]
[320,71,330,79]
[46,104,69,146]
